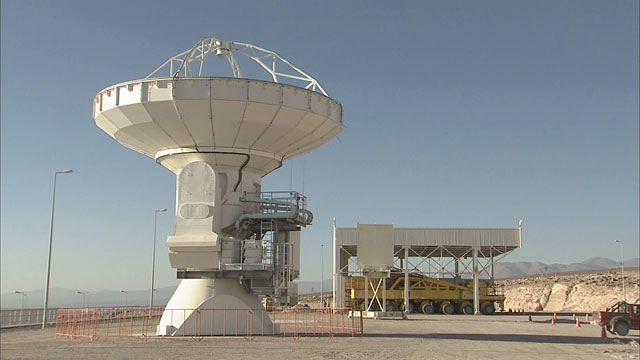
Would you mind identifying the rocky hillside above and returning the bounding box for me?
[497,268,640,312]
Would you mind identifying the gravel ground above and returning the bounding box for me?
[1,314,638,360]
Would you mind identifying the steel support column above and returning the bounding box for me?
[404,247,409,313]
[332,217,338,308]
[382,276,387,312]
[490,247,494,285]
[473,247,480,315]
[455,259,460,281]
[364,275,369,311]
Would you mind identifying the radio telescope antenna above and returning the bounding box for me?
[145,36,328,95]
[94,35,342,336]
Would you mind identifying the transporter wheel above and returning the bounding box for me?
[441,302,455,315]
[385,301,398,312]
[421,301,435,314]
[481,302,495,315]
[461,303,474,315]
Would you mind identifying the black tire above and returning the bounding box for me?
[421,302,435,314]
[481,303,495,315]
[462,303,474,315]
[385,302,397,312]
[613,321,630,336]
[442,302,455,315]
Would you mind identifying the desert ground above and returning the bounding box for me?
[2,269,638,359]
[1,314,638,360]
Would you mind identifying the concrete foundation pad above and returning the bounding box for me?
[349,311,406,319]
[374,311,407,320]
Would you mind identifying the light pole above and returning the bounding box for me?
[77,291,88,307]
[150,208,167,311]
[120,290,128,307]
[320,244,324,308]
[615,240,625,302]
[42,169,72,328]
[15,291,26,309]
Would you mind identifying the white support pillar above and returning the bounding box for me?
[490,247,494,284]
[404,247,409,313]
[382,277,387,312]
[364,275,369,311]
[473,247,480,315]
[332,217,338,308]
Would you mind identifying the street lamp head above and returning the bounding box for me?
[157,208,167,212]
[15,291,24,294]
[615,240,622,243]
[57,169,73,174]
[120,290,127,293]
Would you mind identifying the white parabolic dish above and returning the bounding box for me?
[93,77,343,174]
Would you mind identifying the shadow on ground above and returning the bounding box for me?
[360,332,607,344]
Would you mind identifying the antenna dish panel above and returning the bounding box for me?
[93,37,342,174]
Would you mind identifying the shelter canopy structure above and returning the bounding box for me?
[336,227,521,258]
[332,222,522,314]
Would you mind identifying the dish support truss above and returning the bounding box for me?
[332,221,522,315]
[145,36,327,95]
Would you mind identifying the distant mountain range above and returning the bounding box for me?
[0,286,177,310]
[295,279,333,295]
[2,257,638,308]
[493,257,639,279]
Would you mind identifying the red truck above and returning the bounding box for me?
[594,301,640,336]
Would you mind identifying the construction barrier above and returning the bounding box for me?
[56,306,164,341]
[55,306,363,341]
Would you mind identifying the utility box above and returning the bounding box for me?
[356,224,394,275]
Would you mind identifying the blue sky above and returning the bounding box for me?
[1,0,638,294]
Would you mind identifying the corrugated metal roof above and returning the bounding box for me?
[336,227,521,258]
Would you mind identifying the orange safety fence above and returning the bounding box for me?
[56,306,164,341]
[55,306,363,341]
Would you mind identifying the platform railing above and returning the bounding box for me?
[0,308,57,328]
